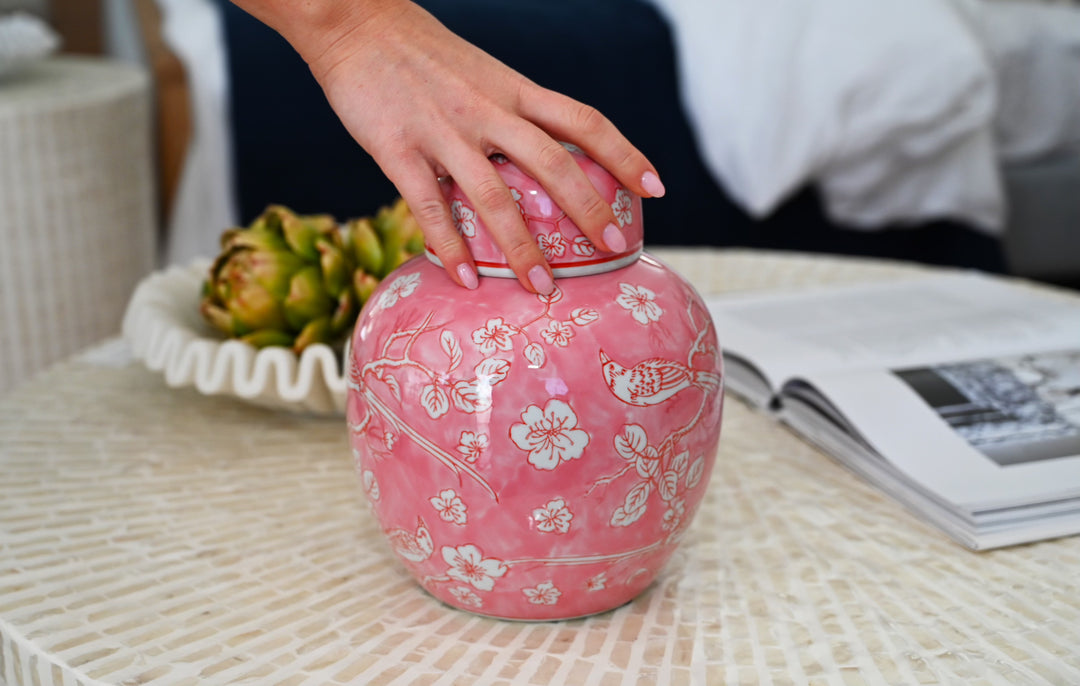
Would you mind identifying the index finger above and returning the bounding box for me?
[521,88,665,200]
[443,149,557,295]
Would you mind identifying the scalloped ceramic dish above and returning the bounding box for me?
[122,260,347,415]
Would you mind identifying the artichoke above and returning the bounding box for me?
[200,200,424,353]
[345,196,426,280]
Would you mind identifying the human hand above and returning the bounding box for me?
[232,0,665,294]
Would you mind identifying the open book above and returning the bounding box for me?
[706,271,1080,550]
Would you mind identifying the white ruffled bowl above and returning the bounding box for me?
[122,260,347,415]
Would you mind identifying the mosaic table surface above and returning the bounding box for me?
[1,249,1077,686]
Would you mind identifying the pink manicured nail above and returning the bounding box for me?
[456,263,479,290]
[641,171,666,198]
[602,222,627,253]
[527,265,555,295]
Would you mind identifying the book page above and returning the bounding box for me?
[779,391,1080,550]
[707,273,1080,400]
[799,348,1080,510]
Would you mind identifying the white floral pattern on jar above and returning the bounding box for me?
[611,189,633,228]
[537,232,567,261]
[456,431,488,463]
[510,399,591,471]
[449,587,483,608]
[616,283,663,324]
[451,200,476,237]
[430,489,468,525]
[523,581,562,605]
[377,273,421,310]
[532,498,574,534]
[540,321,574,347]
[442,544,507,592]
[471,318,515,356]
[585,573,607,592]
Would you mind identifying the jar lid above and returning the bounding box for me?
[430,145,644,277]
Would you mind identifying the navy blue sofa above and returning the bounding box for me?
[218,0,1006,272]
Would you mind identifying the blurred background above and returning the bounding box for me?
[11,0,1080,283]
[11,0,1080,278]
[1,0,1078,393]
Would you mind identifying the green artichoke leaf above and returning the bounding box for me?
[280,211,322,263]
[373,198,425,277]
[354,271,380,306]
[243,248,305,300]
[330,289,358,334]
[218,228,242,250]
[224,213,291,252]
[283,266,332,330]
[208,243,243,286]
[317,238,351,298]
[405,230,426,255]
[239,329,295,349]
[226,276,289,334]
[374,219,405,278]
[293,316,333,352]
[200,300,237,336]
[304,213,338,234]
[346,218,385,275]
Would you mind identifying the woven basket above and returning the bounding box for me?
[0,56,156,394]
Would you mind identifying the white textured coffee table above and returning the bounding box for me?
[1,249,1077,686]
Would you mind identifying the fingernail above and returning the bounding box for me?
[602,222,627,253]
[641,171,666,198]
[527,265,555,295]
[456,263,479,290]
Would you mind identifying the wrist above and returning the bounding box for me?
[231,0,408,74]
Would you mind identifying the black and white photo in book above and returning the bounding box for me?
[896,350,1080,467]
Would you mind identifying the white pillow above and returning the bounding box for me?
[974,0,1080,162]
[649,0,1004,230]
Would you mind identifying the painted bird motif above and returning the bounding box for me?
[599,350,720,406]
[385,516,433,562]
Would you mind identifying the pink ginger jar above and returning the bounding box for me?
[347,147,724,620]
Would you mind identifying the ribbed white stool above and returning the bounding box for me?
[0,56,156,395]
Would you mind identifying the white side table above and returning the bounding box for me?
[0,56,156,395]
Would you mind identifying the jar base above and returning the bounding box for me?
[429,588,643,622]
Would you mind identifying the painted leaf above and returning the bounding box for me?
[611,482,650,527]
[451,379,491,414]
[537,286,563,305]
[611,505,646,527]
[615,424,659,477]
[671,451,689,478]
[474,358,511,385]
[636,452,660,479]
[614,424,649,461]
[523,342,546,368]
[687,457,706,489]
[378,369,402,402]
[569,308,600,326]
[623,480,651,513]
[571,236,596,257]
[440,330,462,372]
[420,384,450,419]
[451,380,477,413]
[658,471,679,502]
[362,470,380,501]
